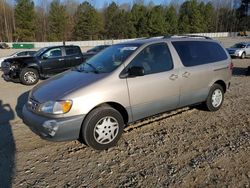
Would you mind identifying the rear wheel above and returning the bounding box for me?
[204,84,224,111]
[81,106,124,150]
[20,68,39,85]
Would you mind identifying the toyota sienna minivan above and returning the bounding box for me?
[22,36,232,150]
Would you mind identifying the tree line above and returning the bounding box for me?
[0,0,249,42]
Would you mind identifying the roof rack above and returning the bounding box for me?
[164,34,213,40]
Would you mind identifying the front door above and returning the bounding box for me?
[125,43,180,121]
[64,46,83,68]
[246,44,250,56]
[40,47,65,75]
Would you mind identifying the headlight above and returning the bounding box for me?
[235,50,241,55]
[39,100,73,114]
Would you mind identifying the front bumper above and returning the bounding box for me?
[22,105,85,141]
[2,74,11,81]
[228,51,242,57]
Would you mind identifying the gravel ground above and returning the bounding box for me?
[0,39,250,188]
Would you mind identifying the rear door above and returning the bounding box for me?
[40,47,65,75]
[172,40,229,107]
[125,42,180,121]
[64,46,83,67]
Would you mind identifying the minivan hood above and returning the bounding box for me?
[32,70,108,103]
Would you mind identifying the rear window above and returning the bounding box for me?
[66,47,80,56]
[172,41,228,67]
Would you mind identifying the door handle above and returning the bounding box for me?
[182,71,191,78]
[59,58,64,61]
[75,57,81,59]
[169,74,178,80]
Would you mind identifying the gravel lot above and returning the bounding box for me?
[0,38,250,187]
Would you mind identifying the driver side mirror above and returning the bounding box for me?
[120,66,145,78]
[129,66,145,77]
[41,55,48,60]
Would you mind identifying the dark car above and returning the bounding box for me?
[0,43,10,49]
[82,45,110,61]
[1,45,83,85]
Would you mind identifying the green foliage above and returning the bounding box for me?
[73,2,103,40]
[131,4,149,37]
[204,2,216,32]
[15,0,36,41]
[9,0,249,42]
[165,6,178,34]
[48,0,68,42]
[104,2,120,39]
[103,2,137,39]
[178,0,205,33]
[147,6,168,36]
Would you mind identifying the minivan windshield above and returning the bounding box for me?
[76,44,140,73]
[231,43,246,48]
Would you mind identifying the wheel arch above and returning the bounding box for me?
[78,101,129,143]
[90,102,129,125]
[25,65,40,74]
[214,80,227,93]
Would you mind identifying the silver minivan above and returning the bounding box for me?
[22,36,232,150]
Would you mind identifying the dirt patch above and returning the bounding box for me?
[0,58,250,188]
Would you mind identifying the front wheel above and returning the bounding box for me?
[20,68,39,85]
[81,106,124,150]
[204,84,224,111]
[241,52,246,59]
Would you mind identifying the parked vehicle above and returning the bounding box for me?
[0,42,10,49]
[0,50,37,68]
[1,45,83,85]
[22,36,232,150]
[82,45,110,61]
[226,42,250,59]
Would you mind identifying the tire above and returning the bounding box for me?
[20,68,39,85]
[81,106,124,150]
[204,84,224,111]
[241,52,246,59]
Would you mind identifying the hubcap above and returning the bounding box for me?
[212,89,223,108]
[24,71,36,83]
[94,116,119,144]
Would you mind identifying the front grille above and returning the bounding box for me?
[1,61,10,74]
[228,50,235,54]
[27,97,41,112]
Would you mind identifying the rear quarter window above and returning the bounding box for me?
[172,41,228,67]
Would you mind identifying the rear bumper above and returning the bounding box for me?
[22,105,85,141]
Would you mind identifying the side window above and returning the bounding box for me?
[128,43,173,75]
[247,44,250,48]
[43,48,62,59]
[172,41,228,67]
[65,47,80,56]
[17,51,27,56]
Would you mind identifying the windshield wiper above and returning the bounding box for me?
[85,62,99,73]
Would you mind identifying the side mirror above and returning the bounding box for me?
[129,66,145,77]
[42,55,48,60]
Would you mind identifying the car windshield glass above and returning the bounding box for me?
[33,47,48,57]
[10,52,19,56]
[76,44,140,73]
[231,43,246,48]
